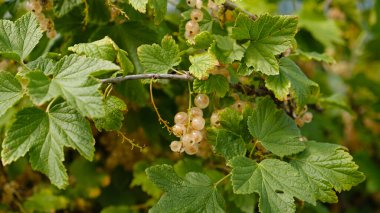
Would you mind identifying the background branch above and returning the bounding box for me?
[224,0,257,20]
[101,72,194,84]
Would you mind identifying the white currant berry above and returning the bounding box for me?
[194,94,209,109]
[191,9,204,22]
[172,124,187,137]
[190,130,203,143]
[195,0,203,9]
[185,20,200,35]
[184,143,199,155]
[186,0,196,7]
[185,30,195,40]
[174,112,188,124]
[181,133,193,146]
[170,141,182,152]
[210,111,220,127]
[232,100,246,112]
[190,107,203,118]
[302,112,313,123]
[191,116,205,130]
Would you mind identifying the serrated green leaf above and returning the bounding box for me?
[210,35,244,64]
[68,36,117,61]
[0,72,23,117]
[49,54,119,118]
[26,71,54,105]
[27,57,56,75]
[247,97,305,157]
[191,31,215,49]
[189,51,218,80]
[229,157,316,213]
[290,141,365,203]
[138,36,181,74]
[0,12,43,61]
[149,0,167,25]
[279,58,319,107]
[298,50,335,64]
[53,0,83,17]
[23,188,69,212]
[131,161,162,199]
[117,49,134,74]
[146,164,225,213]
[129,0,148,13]
[265,69,291,101]
[193,74,229,97]
[94,96,127,131]
[232,14,298,75]
[1,101,95,188]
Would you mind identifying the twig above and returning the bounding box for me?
[224,0,257,20]
[214,173,232,187]
[150,79,173,133]
[101,72,194,84]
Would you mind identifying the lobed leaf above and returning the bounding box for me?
[0,72,23,117]
[193,74,229,97]
[94,96,127,131]
[189,51,218,80]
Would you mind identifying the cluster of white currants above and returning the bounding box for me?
[295,111,313,127]
[185,0,204,40]
[25,0,57,39]
[170,94,210,155]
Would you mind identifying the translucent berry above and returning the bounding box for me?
[172,124,186,137]
[184,143,199,155]
[232,100,246,112]
[181,134,193,146]
[190,107,203,118]
[190,130,203,143]
[186,0,196,7]
[195,0,203,9]
[194,94,209,109]
[191,9,204,22]
[302,112,313,123]
[174,112,188,124]
[185,20,200,35]
[191,116,205,130]
[210,111,220,127]
[170,141,182,152]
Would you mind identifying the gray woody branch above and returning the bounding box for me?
[101,72,194,84]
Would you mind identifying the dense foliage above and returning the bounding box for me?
[0,0,379,212]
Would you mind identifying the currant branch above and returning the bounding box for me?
[224,0,257,20]
[100,72,194,84]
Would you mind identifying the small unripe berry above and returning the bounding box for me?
[170,141,182,152]
[194,94,209,109]
[186,0,196,7]
[191,116,205,130]
[189,107,203,118]
[185,20,200,35]
[191,9,204,22]
[172,124,186,137]
[174,112,188,124]
[302,112,313,123]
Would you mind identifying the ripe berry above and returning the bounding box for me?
[194,94,209,109]
[186,0,196,7]
[174,112,188,124]
[184,143,199,155]
[190,107,203,118]
[190,130,203,143]
[302,112,313,123]
[191,116,205,130]
[170,141,182,152]
[195,0,203,9]
[191,9,204,22]
[181,133,193,145]
[172,124,186,137]
[185,20,200,35]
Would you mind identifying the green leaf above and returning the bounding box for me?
[50,54,119,118]
[1,101,95,188]
[290,141,365,203]
[137,36,181,74]
[232,14,298,75]
[94,96,127,131]
[0,12,43,61]
[68,36,117,61]
[149,0,167,25]
[117,49,135,74]
[0,72,23,117]
[25,71,54,105]
[27,57,56,75]
[189,51,218,80]
[210,35,244,64]
[128,0,149,13]
[146,164,225,213]
[53,0,83,17]
[298,50,335,64]
[191,31,215,49]
[279,58,319,107]
[193,74,229,97]
[265,69,291,101]
[247,97,305,157]
[23,188,69,212]
[229,157,316,213]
